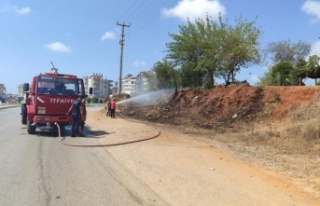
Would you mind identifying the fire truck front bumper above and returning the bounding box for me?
[33,115,72,126]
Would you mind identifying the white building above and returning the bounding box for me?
[120,71,157,96]
[83,73,113,100]
[121,74,136,96]
[137,70,159,94]
[136,71,151,95]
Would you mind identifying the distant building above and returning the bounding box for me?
[83,73,113,101]
[121,74,136,96]
[119,71,157,96]
[0,84,6,96]
[18,84,24,97]
[113,81,118,95]
[136,71,158,95]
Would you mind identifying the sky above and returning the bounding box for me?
[1,0,320,94]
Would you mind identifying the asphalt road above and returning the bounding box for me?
[1,105,319,206]
[0,107,168,206]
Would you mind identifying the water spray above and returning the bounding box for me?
[117,89,175,106]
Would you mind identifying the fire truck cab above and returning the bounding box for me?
[21,68,88,134]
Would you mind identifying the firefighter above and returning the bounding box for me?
[56,82,66,94]
[67,94,85,137]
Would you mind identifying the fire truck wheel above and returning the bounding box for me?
[27,121,36,134]
[21,104,27,125]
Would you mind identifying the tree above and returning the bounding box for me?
[193,16,222,88]
[270,61,296,86]
[305,55,320,72]
[297,55,320,85]
[257,68,276,86]
[179,63,205,88]
[259,40,311,86]
[166,14,261,87]
[258,62,295,86]
[153,59,179,93]
[295,58,308,85]
[264,40,310,64]
[217,16,261,83]
[258,56,320,86]
[143,71,158,93]
[166,21,205,88]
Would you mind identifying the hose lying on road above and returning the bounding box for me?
[54,122,161,148]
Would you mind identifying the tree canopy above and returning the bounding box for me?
[164,15,261,88]
[153,59,178,93]
[263,40,310,64]
[257,40,320,86]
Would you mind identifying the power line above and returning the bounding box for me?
[118,0,176,37]
[129,1,175,35]
[118,0,139,20]
[114,0,178,81]
[123,0,178,51]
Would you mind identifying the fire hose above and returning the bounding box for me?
[54,122,161,148]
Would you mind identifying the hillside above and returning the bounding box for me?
[117,85,320,197]
[118,84,320,127]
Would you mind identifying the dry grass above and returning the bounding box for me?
[120,86,320,197]
[177,114,320,196]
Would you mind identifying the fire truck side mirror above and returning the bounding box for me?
[23,83,29,92]
[89,87,93,95]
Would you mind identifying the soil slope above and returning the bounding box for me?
[118,85,320,127]
[116,85,320,199]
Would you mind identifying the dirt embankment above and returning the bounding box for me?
[116,85,320,198]
[118,85,320,127]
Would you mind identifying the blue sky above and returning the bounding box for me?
[1,0,320,94]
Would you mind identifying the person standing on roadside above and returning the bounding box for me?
[106,99,111,116]
[67,94,85,137]
[110,98,116,118]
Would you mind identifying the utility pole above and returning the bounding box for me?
[117,21,130,95]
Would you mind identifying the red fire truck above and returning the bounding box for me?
[21,68,89,134]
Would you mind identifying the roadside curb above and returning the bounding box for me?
[0,105,20,110]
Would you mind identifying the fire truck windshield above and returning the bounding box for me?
[37,76,84,96]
